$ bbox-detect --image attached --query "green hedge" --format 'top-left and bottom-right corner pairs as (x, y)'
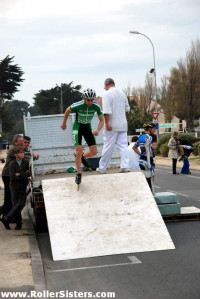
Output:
(159, 142), (169, 157)
(156, 134), (200, 156)
(193, 141), (200, 156)
(155, 134), (171, 155)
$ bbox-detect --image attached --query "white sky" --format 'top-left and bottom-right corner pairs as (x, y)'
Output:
(0, 0), (199, 106)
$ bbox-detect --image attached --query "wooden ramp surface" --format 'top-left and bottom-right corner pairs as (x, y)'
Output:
(42, 172), (175, 261)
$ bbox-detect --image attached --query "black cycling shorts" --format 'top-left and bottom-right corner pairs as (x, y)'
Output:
(73, 122), (96, 147)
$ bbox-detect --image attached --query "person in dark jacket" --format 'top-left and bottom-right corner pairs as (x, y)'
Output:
(23, 136), (39, 161)
(0, 135), (24, 218)
(1, 146), (31, 230)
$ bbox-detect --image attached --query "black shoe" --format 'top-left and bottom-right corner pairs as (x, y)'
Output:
(15, 223), (22, 230)
(2, 217), (11, 230)
(81, 155), (92, 171)
(75, 173), (82, 185)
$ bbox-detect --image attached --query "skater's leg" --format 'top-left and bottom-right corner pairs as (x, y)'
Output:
(183, 158), (189, 174)
(75, 173), (82, 190)
(81, 145), (97, 171)
(75, 173), (82, 184)
(75, 145), (83, 173)
(181, 158), (187, 174)
(81, 124), (97, 170)
(187, 160), (191, 174)
(83, 145), (97, 158)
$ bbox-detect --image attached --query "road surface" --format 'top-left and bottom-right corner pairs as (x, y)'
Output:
(35, 166), (200, 299)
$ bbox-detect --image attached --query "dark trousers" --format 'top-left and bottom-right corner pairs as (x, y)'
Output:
(5, 189), (26, 224)
(180, 158), (190, 174)
(0, 176), (12, 216)
(172, 158), (177, 174)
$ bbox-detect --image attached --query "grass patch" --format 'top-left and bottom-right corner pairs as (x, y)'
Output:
(189, 156), (200, 161)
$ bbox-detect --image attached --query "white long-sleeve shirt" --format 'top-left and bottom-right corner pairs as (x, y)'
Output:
(127, 142), (141, 170)
(102, 86), (130, 131)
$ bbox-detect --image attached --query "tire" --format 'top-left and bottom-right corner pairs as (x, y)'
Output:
(33, 207), (48, 232)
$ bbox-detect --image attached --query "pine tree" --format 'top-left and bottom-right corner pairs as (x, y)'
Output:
(0, 55), (24, 131)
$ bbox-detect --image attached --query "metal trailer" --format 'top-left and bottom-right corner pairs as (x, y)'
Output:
(23, 113), (121, 231)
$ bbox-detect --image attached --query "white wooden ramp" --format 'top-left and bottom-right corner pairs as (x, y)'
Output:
(42, 172), (175, 261)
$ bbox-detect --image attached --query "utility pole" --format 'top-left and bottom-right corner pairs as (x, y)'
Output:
(60, 88), (63, 114)
(129, 30), (159, 138)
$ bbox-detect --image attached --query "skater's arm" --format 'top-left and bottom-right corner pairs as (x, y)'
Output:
(179, 144), (184, 155)
(93, 115), (104, 136)
(152, 141), (157, 151)
(61, 107), (71, 130)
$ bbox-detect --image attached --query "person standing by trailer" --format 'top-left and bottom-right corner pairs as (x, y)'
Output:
(61, 88), (104, 186)
(1, 146), (31, 230)
(23, 136), (39, 195)
(0, 135), (24, 218)
(23, 136), (40, 161)
(132, 122), (156, 190)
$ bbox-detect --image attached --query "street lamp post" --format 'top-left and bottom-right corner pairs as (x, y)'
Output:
(129, 30), (158, 114)
(54, 87), (63, 114)
(60, 88), (63, 114)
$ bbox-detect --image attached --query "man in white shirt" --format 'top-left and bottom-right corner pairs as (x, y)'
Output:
(127, 136), (141, 170)
(97, 78), (130, 173)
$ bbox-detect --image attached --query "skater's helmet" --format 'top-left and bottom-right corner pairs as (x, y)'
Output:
(83, 88), (96, 100)
(143, 122), (156, 129)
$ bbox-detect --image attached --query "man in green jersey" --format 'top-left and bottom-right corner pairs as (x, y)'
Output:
(61, 88), (104, 185)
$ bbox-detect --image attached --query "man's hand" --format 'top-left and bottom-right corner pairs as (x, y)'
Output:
(105, 123), (112, 131)
(34, 153), (39, 160)
(61, 123), (67, 130)
(15, 173), (20, 176)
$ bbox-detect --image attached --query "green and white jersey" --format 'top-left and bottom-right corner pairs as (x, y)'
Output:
(70, 100), (103, 124)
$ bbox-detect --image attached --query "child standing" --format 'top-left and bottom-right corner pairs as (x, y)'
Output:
(2, 146), (31, 230)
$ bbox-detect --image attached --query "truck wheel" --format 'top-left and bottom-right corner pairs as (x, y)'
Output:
(34, 208), (48, 232)
(30, 195), (35, 208)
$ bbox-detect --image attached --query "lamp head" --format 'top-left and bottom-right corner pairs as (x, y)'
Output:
(129, 30), (140, 34)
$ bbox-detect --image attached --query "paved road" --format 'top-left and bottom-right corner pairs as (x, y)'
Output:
(36, 166), (200, 299)
(154, 166), (200, 209)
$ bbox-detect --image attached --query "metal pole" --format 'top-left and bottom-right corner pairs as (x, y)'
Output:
(140, 34), (157, 114)
(129, 31), (159, 137)
(60, 88), (63, 114)
(129, 31), (157, 113)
